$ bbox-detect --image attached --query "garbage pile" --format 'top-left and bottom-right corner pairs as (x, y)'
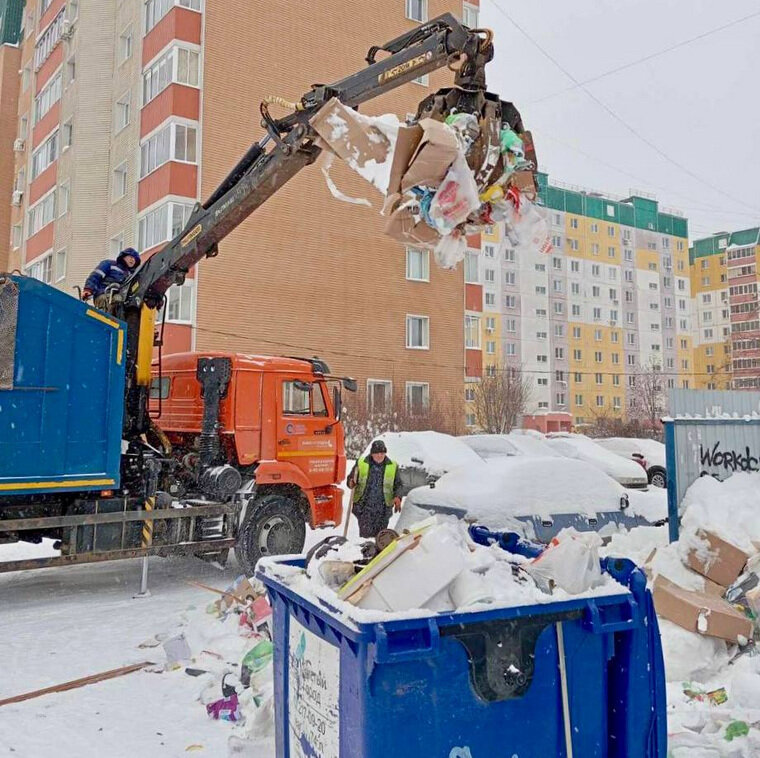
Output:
(293, 518), (621, 617)
(618, 473), (760, 755)
(311, 98), (548, 268)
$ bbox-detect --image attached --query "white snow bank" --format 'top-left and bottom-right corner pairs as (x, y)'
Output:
(659, 618), (731, 682)
(364, 431), (483, 477)
(406, 456), (626, 524)
(546, 433), (648, 483)
(680, 472), (760, 553)
(626, 487), (668, 522)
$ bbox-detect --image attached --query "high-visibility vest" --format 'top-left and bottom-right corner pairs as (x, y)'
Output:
(352, 457), (398, 507)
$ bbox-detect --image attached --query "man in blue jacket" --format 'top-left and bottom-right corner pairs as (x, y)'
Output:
(83, 248), (141, 308)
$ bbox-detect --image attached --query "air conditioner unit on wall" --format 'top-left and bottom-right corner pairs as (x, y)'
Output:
(11, 190), (23, 206)
(13, 138), (25, 152)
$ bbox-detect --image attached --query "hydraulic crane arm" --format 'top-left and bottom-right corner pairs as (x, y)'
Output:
(117, 13), (525, 435)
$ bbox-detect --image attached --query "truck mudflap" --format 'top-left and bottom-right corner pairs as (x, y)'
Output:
(0, 501), (237, 574)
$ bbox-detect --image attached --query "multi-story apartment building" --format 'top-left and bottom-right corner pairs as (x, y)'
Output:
(7, 0), (483, 426)
(465, 172), (693, 429)
(690, 228), (760, 391)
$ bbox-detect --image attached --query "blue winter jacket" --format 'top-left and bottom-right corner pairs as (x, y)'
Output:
(84, 249), (141, 296)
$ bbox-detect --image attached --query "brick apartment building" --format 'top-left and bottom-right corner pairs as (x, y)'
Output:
(5, 0), (482, 426)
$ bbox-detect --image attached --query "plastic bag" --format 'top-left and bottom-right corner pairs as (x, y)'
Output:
(513, 199), (552, 255)
(500, 128), (524, 156)
(434, 233), (467, 269)
(526, 528), (604, 595)
(428, 154), (481, 234)
(445, 112), (480, 150)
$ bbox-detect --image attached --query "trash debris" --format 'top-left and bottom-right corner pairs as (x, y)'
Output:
(725, 720), (750, 742)
(682, 684), (728, 705)
(685, 530), (749, 588)
(526, 529), (605, 595)
(163, 633), (193, 668)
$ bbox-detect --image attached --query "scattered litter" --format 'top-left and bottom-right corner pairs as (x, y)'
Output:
(683, 684), (728, 705)
(163, 633), (192, 669)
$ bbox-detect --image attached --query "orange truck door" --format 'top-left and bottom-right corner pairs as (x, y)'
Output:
(276, 378), (338, 486)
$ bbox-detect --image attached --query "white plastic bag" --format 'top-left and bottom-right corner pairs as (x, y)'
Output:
(526, 528), (604, 595)
(433, 234), (466, 269)
(513, 199), (552, 255)
(428, 154), (480, 234)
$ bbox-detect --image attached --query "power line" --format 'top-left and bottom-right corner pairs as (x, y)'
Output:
(490, 0), (760, 217)
(526, 9), (760, 106)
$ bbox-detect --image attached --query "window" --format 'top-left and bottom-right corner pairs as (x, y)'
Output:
(150, 377), (171, 400)
(537, 377), (548, 386)
(62, 119), (73, 149)
(702, 293), (712, 304)
(145, 0), (201, 34)
(575, 394), (583, 406)
(594, 329), (602, 341)
(573, 349), (582, 361)
(592, 265), (600, 277)
(535, 263), (546, 273)
(464, 250), (479, 283)
(110, 233), (125, 258)
(570, 260), (580, 273)
(505, 295), (516, 308)
(572, 304), (581, 316)
(553, 257), (562, 270)
(535, 285), (546, 295)
(486, 341), (496, 355)
(67, 0), (79, 21)
(627, 355), (636, 366)
(705, 344), (714, 354)
(590, 223), (598, 233)
(58, 181), (69, 216)
(591, 243), (600, 256)
(610, 309), (619, 322)
(407, 315), (430, 349)
(484, 268), (495, 283)
(21, 66), (31, 93)
(701, 258), (709, 270)
(536, 308), (547, 317)
(648, 282), (658, 291)
(555, 347), (564, 359)
(538, 401), (549, 409)
(465, 386), (475, 403)
(485, 292), (495, 307)
(26, 253), (53, 284)
(609, 288), (618, 300)
(505, 271), (515, 285)
(406, 247), (429, 281)
(611, 353), (620, 364)
(466, 413), (476, 427)
(176, 46), (200, 86)
(138, 201), (194, 250)
(54, 248), (67, 282)
(505, 318), (515, 332)
(608, 267), (617, 280)
(611, 331), (619, 342)
(34, 9), (65, 71)
(594, 351), (603, 363)
(596, 396), (604, 407)
(608, 225), (615, 237)
(555, 324), (564, 337)
(569, 239), (579, 251)
(464, 315), (479, 349)
(115, 92), (131, 132)
(608, 247), (615, 258)
(553, 280), (562, 293)
(556, 393), (566, 406)
(572, 372), (582, 382)
(702, 276), (710, 286)
(554, 302), (564, 315)
(612, 374), (620, 386)
(624, 249), (633, 262)
(19, 114), (28, 140)
(572, 327), (581, 339)
(27, 191), (56, 236)
(66, 56), (76, 85)
(283, 380), (311, 416)
(505, 343), (516, 356)
(11, 223), (22, 249)
(113, 162), (128, 201)
(406, 382), (430, 413)
(31, 130), (59, 180)
(626, 312), (635, 325)
(627, 333), (635, 346)
(165, 279), (194, 323)
(34, 71), (62, 125)
(593, 307), (602, 320)
(140, 122), (197, 177)
(368, 380), (392, 414)
(119, 27), (133, 63)
(406, 0), (427, 22)
(536, 355), (548, 364)
(592, 286), (600, 298)
(595, 372), (603, 385)
(571, 282), (580, 295)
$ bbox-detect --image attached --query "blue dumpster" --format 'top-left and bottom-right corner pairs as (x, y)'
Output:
(258, 556), (666, 758)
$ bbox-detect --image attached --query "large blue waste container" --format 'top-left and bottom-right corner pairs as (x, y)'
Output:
(258, 556), (666, 758)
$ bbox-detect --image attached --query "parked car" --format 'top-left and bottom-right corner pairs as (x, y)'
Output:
(545, 433), (649, 489)
(596, 437), (668, 488)
(397, 456), (664, 542)
(357, 431), (483, 495)
(460, 433), (563, 460)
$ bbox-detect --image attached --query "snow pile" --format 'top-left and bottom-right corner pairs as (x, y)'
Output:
(545, 433), (648, 482)
(405, 456), (625, 524)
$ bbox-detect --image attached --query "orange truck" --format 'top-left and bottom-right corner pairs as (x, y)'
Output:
(150, 352), (356, 574)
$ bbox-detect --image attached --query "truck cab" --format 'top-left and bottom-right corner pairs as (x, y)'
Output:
(151, 352), (354, 572)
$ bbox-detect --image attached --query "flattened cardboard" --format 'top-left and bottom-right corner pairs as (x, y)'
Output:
(653, 576), (753, 643)
(311, 98), (391, 168)
(686, 530), (749, 588)
(521, 130), (538, 168)
(400, 118), (460, 192)
(384, 204), (440, 246)
(644, 549), (724, 598)
(386, 124), (423, 197)
(510, 170), (538, 200)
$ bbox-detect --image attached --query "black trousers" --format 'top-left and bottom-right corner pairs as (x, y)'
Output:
(352, 501), (392, 538)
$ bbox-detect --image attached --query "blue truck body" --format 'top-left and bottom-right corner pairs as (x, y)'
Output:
(0, 276), (125, 497)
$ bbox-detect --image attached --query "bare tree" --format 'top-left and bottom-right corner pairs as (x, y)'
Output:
(472, 364), (532, 434)
(628, 359), (667, 432)
(586, 408), (662, 441)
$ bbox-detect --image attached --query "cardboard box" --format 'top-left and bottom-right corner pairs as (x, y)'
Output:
(400, 118), (461, 192)
(686, 530), (749, 588)
(653, 576), (753, 643)
(384, 204), (440, 246)
(509, 169), (538, 200)
(386, 124), (423, 197)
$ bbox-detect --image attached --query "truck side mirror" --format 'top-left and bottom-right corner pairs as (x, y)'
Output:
(342, 377), (358, 392)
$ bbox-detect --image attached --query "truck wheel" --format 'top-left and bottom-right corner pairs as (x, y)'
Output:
(649, 467), (667, 488)
(235, 493), (306, 576)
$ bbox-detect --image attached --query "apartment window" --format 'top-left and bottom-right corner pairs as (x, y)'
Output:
(140, 122), (197, 177)
(553, 280), (562, 293)
(610, 309), (619, 323)
(145, 0), (202, 34)
(609, 288), (618, 300)
(553, 257), (562, 270)
(594, 351), (603, 363)
(627, 333), (635, 346)
(464, 250), (479, 283)
(119, 27), (133, 63)
(596, 396), (604, 407)
(590, 223), (599, 234)
(626, 313), (635, 325)
(607, 225), (615, 237)
(612, 352), (620, 364)
(538, 402), (549, 409)
(625, 291), (634, 304)
(595, 372), (603, 385)
(465, 413), (476, 427)
(464, 315), (479, 349)
(406, 382), (430, 413)
(485, 292), (495, 307)
(465, 386), (475, 403)
(34, 72), (62, 126)
(505, 271), (515, 285)
(681, 319), (689, 330)
(138, 201), (194, 250)
(537, 377), (548, 386)
(572, 304), (581, 316)
(505, 295), (516, 308)
(535, 263), (546, 272)
(66, 56), (76, 85)
(572, 372), (582, 382)
(62, 119), (73, 149)
(26, 253), (53, 284)
(555, 324), (564, 337)
(556, 393), (566, 406)
(594, 329), (602, 341)
(573, 349), (582, 361)
(569, 239), (579, 251)
(611, 331), (619, 342)
(590, 264), (600, 278)
(34, 9), (65, 71)
(681, 359), (689, 370)
(664, 296), (672, 308)
(678, 299), (686, 310)
(55, 248), (67, 282)
(535, 285), (546, 295)
(113, 162), (128, 201)
(567, 218), (577, 229)
(608, 247), (616, 258)
(705, 344), (714, 355)
(591, 243), (600, 256)
(505, 318), (515, 332)
(593, 307), (602, 320)
(612, 374), (620, 386)
(406, 247), (429, 281)
(165, 279), (194, 323)
(555, 347), (564, 359)
(27, 191), (56, 237)
(31, 130), (59, 180)
(592, 286), (600, 298)
(115, 92), (131, 132)
(406, 0), (427, 22)
(11, 223), (22, 249)
(408, 315), (430, 349)
(504, 248), (515, 262)
(505, 343), (516, 356)
(624, 249), (633, 262)
(572, 327), (581, 339)
(485, 316), (496, 330)
(486, 341), (496, 355)
(571, 260), (580, 273)
(575, 394), (583, 406)
(554, 302), (564, 315)
(627, 355), (636, 366)
(536, 308), (547, 317)
(58, 181), (69, 216)
(484, 268), (495, 284)
(368, 380), (392, 414)
(537, 355), (548, 364)
(571, 282), (580, 295)
(21, 65), (31, 93)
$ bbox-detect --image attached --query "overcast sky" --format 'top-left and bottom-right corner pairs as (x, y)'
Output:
(482, 0), (760, 241)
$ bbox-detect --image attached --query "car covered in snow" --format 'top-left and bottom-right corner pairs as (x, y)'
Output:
(460, 432), (563, 460)
(357, 431), (483, 495)
(544, 433), (649, 489)
(397, 455), (664, 542)
(596, 437), (668, 488)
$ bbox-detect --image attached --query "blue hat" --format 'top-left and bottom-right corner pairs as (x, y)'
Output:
(117, 248), (141, 267)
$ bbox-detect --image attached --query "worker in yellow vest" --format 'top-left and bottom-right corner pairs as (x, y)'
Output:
(347, 440), (403, 538)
